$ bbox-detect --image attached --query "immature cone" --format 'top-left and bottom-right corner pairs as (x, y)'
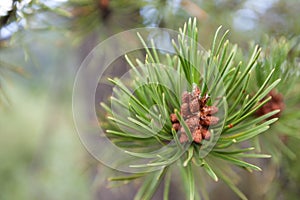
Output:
(170, 113), (180, 131)
(256, 90), (287, 143)
(181, 103), (190, 118)
(170, 85), (219, 144)
(256, 90), (285, 119)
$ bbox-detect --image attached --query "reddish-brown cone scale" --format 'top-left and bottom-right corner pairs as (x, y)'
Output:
(256, 90), (287, 143)
(170, 85), (219, 144)
(256, 90), (285, 120)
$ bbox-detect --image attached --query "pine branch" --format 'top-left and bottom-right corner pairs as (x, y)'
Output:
(100, 18), (297, 199)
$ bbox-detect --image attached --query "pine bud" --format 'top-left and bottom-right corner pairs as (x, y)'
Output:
(181, 103), (190, 118)
(202, 106), (218, 115)
(189, 98), (200, 113)
(172, 123), (180, 131)
(171, 86), (219, 144)
(185, 116), (199, 128)
(200, 116), (219, 126)
(180, 128), (188, 143)
(192, 129), (202, 143)
(170, 113), (178, 123)
(256, 90), (285, 119)
(181, 91), (190, 103)
(201, 128), (211, 140)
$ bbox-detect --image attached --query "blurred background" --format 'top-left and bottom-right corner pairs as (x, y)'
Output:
(0, 0), (300, 199)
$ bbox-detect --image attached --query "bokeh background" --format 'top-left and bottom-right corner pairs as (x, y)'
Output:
(1, 0), (300, 199)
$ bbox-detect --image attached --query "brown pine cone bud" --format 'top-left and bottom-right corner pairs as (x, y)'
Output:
(170, 113), (178, 123)
(185, 116), (199, 129)
(256, 90), (285, 119)
(201, 128), (211, 140)
(270, 90), (283, 102)
(181, 103), (190, 118)
(181, 91), (190, 103)
(180, 128), (188, 143)
(189, 98), (200, 113)
(192, 129), (202, 143)
(200, 116), (219, 126)
(175, 87), (219, 144)
(202, 105), (218, 115)
(172, 123), (180, 131)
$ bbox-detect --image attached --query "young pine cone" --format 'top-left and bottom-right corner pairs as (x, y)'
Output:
(170, 85), (219, 144)
(256, 90), (285, 120)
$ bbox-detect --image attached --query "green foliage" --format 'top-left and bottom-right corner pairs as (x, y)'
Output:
(251, 36), (300, 164)
(98, 18), (296, 199)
